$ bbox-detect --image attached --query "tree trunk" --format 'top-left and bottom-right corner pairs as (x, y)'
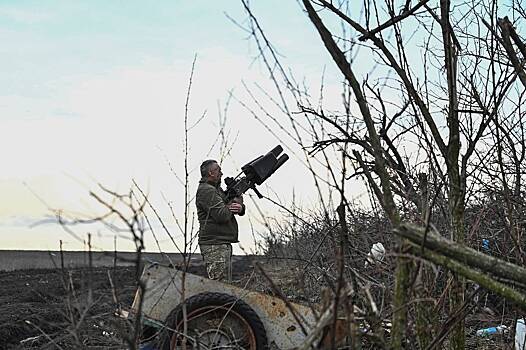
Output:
(415, 174), (436, 348)
(394, 223), (526, 309)
(440, 0), (464, 346)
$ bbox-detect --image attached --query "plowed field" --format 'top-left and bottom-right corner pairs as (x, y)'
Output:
(0, 256), (261, 350)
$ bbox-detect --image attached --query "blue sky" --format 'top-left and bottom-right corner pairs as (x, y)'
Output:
(0, 1), (348, 252)
(1, 0), (470, 253)
(0, 0), (512, 254)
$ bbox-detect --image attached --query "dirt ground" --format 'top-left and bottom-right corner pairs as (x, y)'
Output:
(0, 266), (136, 349)
(0, 255), (266, 349)
(0, 256), (515, 349)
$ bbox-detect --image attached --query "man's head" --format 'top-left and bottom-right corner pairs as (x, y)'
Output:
(200, 159), (222, 184)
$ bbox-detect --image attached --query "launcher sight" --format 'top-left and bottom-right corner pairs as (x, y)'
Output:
(224, 145), (289, 201)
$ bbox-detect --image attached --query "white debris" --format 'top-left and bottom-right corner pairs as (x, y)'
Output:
(365, 242), (386, 267)
(516, 319), (525, 350)
(20, 335), (41, 344)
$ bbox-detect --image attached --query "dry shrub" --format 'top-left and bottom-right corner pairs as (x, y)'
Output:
(262, 207), (394, 304)
(260, 192), (526, 348)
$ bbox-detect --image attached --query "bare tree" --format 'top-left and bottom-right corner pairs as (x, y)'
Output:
(239, 0), (526, 349)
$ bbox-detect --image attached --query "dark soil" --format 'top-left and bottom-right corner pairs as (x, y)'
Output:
(0, 256), (263, 350)
(0, 266), (135, 349)
(0, 256), (515, 349)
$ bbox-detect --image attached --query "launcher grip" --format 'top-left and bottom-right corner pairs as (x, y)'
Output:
(224, 177), (252, 201)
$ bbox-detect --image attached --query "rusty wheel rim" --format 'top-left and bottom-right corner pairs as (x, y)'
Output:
(170, 305), (257, 349)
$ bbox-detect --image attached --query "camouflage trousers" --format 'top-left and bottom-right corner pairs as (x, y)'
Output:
(199, 243), (232, 282)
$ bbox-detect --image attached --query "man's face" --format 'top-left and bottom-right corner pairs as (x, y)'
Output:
(208, 162), (222, 184)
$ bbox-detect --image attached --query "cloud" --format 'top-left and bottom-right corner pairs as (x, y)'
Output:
(0, 32), (350, 252)
(0, 214), (59, 228)
(0, 215), (41, 228)
(0, 7), (52, 24)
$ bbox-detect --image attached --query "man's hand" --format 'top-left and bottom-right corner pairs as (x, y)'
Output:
(232, 196), (244, 204)
(228, 203), (243, 214)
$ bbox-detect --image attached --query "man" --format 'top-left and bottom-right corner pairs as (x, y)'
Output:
(196, 159), (245, 282)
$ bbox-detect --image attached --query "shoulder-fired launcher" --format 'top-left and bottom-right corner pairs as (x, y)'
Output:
(224, 145), (289, 201)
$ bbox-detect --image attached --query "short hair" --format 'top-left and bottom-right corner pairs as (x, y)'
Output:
(200, 159), (217, 178)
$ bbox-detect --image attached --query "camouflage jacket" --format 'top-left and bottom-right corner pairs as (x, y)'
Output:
(196, 178), (245, 245)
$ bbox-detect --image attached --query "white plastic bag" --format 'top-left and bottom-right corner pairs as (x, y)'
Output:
(365, 242), (385, 267)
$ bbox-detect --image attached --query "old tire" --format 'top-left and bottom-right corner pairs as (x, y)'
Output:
(159, 292), (268, 350)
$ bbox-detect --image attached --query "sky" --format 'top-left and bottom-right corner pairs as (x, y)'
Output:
(0, 1), (357, 253)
